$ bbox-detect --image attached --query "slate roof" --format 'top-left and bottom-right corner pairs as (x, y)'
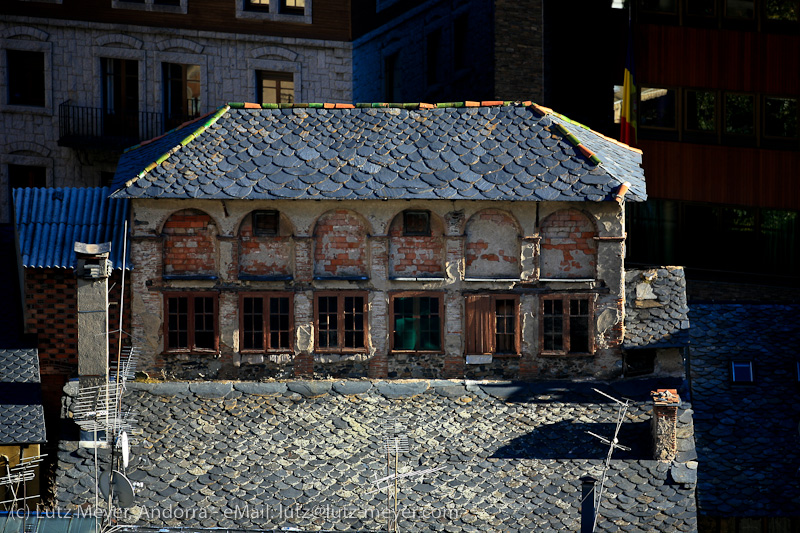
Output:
(624, 267), (691, 349)
(110, 102), (646, 202)
(689, 303), (800, 517)
(56, 379), (696, 532)
(14, 187), (130, 269)
(0, 348), (46, 445)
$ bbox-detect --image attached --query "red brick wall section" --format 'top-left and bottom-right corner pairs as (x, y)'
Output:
(540, 209), (597, 279)
(24, 269), (131, 377)
(313, 210), (367, 278)
(465, 209), (520, 278)
(162, 210), (216, 276)
(388, 214), (445, 277)
(238, 215), (292, 277)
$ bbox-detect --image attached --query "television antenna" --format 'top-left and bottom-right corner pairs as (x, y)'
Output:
(0, 453), (47, 511)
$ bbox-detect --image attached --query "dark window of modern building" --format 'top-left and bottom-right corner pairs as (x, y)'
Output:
(257, 71), (294, 104)
(765, 0), (799, 20)
(763, 96), (798, 138)
(640, 87), (677, 129)
(640, 0), (678, 13)
(281, 0), (304, 14)
(724, 93), (755, 135)
(162, 62), (200, 127)
(686, 0), (716, 17)
(426, 28), (443, 86)
(685, 90), (717, 132)
(391, 293), (442, 352)
(725, 0), (755, 18)
(164, 293), (218, 352)
(6, 50), (45, 107)
(453, 14), (469, 72)
(384, 52), (400, 102)
(102, 58), (139, 137)
(241, 293), (293, 351)
(315, 293), (367, 352)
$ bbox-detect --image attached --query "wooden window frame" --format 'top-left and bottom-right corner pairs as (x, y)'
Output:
(464, 294), (521, 357)
(163, 292), (219, 354)
(257, 71), (294, 105)
(239, 292), (294, 353)
(389, 291), (445, 354)
(539, 294), (595, 357)
(314, 291), (369, 354)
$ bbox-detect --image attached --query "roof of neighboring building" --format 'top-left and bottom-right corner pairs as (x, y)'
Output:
(623, 267), (691, 349)
(110, 102), (646, 202)
(0, 348), (46, 445)
(56, 379), (695, 532)
(689, 303), (800, 517)
(14, 187), (130, 270)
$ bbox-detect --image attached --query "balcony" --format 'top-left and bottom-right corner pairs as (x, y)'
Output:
(57, 101), (198, 151)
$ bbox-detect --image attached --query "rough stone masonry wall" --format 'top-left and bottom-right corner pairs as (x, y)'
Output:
(24, 268), (130, 378)
(128, 199), (627, 381)
(0, 15), (353, 224)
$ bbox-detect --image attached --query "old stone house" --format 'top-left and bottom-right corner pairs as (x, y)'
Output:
(108, 100), (650, 381)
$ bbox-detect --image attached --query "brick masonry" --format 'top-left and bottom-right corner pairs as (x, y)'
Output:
(540, 209), (597, 279)
(388, 212), (445, 277)
(126, 199), (635, 382)
(162, 209), (217, 276)
(238, 212), (293, 277)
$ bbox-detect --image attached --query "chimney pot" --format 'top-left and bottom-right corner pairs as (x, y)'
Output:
(651, 388), (680, 462)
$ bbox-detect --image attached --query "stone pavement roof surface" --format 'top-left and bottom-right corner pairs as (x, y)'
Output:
(0, 348), (46, 445)
(110, 102), (646, 203)
(14, 187), (130, 269)
(689, 303), (800, 517)
(56, 379), (695, 532)
(624, 267), (691, 349)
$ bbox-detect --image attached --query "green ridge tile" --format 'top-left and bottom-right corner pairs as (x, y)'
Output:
(309, 103), (324, 108)
(261, 103), (279, 109)
(279, 103), (293, 109)
(589, 155), (603, 166)
(228, 102), (245, 109)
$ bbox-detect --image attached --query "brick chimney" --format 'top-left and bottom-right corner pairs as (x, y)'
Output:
(74, 242), (112, 389)
(651, 388), (680, 462)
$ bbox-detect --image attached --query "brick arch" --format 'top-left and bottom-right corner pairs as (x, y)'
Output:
(539, 209), (597, 279)
(161, 209), (217, 277)
(387, 209), (445, 278)
(237, 210), (294, 278)
(313, 210), (369, 278)
(465, 209), (521, 278)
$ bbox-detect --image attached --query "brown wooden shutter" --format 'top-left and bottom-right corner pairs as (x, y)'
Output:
(465, 295), (493, 354)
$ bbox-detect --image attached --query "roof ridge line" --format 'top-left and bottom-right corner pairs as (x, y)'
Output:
(544, 108), (643, 155)
(225, 100), (522, 110)
(121, 104), (230, 191)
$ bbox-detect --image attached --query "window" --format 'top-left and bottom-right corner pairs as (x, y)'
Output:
(763, 97), (798, 138)
(686, 0), (716, 16)
(164, 293), (218, 352)
(162, 62), (201, 129)
(765, 0), (799, 20)
(624, 349), (656, 377)
(315, 293), (367, 352)
(240, 293), (293, 351)
(685, 90), (717, 133)
(403, 210), (430, 236)
(453, 14), (469, 72)
(725, 0), (754, 18)
(6, 50), (45, 107)
(281, 0), (305, 14)
(252, 210), (279, 236)
(245, 0), (270, 10)
(8, 164), (46, 190)
(541, 296), (593, 355)
(464, 294), (520, 356)
(257, 71), (294, 104)
(724, 93), (755, 135)
(426, 29), (442, 86)
(391, 293), (443, 352)
(113, 0), (187, 12)
(102, 58), (139, 138)
(730, 360), (754, 383)
(640, 87), (677, 130)
(640, 0), (677, 13)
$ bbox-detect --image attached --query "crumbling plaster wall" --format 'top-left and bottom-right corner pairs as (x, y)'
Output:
(128, 198), (626, 380)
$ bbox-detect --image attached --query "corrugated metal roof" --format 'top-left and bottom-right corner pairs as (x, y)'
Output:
(14, 187), (130, 269)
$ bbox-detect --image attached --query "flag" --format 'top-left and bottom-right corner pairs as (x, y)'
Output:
(620, 19), (637, 146)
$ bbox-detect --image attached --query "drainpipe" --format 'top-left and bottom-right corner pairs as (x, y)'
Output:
(580, 475), (598, 533)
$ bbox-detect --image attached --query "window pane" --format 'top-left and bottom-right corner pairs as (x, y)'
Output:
(640, 88), (676, 129)
(725, 0), (754, 18)
(318, 296), (338, 348)
(167, 297), (188, 349)
(343, 296), (365, 349)
(253, 210), (279, 236)
(686, 0), (715, 16)
(403, 211), (431, 236)
(725, 94), (755, 135)
(641, 0), (677, 12)
(732, 361), (754, 382)
(764, 97), (798, 138)
(194, 297), (215, 349)
(7, 50), (45, 107)
(686, 91), (716, 132)
(543, 299), (563, 352)
(495, 299), (516, 354)
(268, 296), (291, 349)
(243, 297), (263, 350)
(766, 0), (799, 20)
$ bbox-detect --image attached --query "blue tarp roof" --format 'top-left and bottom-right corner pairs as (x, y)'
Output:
(14, 187), (130, 270)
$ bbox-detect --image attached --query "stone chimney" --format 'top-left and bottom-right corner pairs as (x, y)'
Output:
(74, 242), (112, 389)
(651, 388), (680, 462)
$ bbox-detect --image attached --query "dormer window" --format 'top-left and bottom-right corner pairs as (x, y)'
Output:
(253, 210), (279, 236)
(403, 210), (430, 236)
(731, 360), (754, 384)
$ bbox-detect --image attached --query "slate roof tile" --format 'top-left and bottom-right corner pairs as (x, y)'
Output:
(624, 267), (691, 349)
(110, 103), (645, 203)
(0, 348), (46, 445)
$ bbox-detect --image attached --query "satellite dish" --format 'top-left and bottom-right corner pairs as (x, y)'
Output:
(120, 431), (129, 469)
(99, 470), (136, 509)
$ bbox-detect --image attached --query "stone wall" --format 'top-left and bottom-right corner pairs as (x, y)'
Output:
(0, 15), (353, 223)
(127, 198), (627, 381)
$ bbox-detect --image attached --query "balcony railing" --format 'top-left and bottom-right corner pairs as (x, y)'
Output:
(58, 101), (199, 151)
